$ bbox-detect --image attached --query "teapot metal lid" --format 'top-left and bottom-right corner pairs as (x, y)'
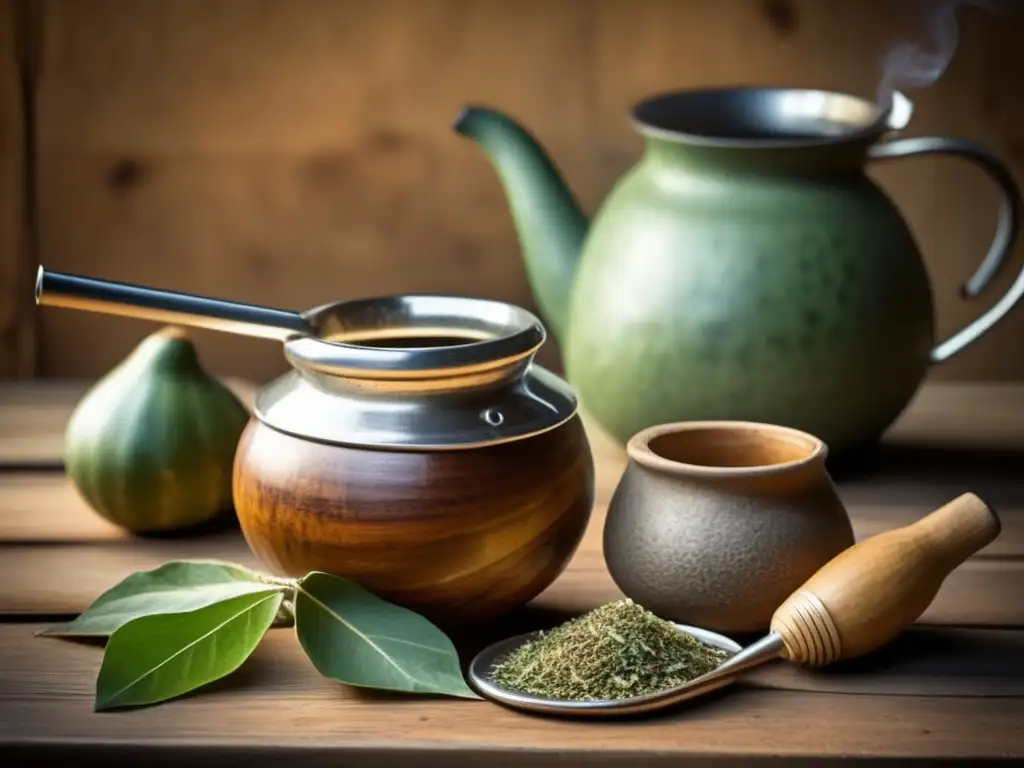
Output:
(254, 294), (579, 450)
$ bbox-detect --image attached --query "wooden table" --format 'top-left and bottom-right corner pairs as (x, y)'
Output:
(2, 379), (1024, 766)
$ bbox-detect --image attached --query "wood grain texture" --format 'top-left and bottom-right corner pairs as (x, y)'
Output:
(2, 530), (1022, 629)
(2, 624), (1024, 764)
(7, 469), (1024, 560)
(2, 384), (1024, 762)
(2, 380), (1024, 623)
(0, 0), (33, 376)
(0, 474), (126, 541)
(27, 0), (1024, 383)
(771, 493), (1002, 665)
(743, 625), (1024, 698)
(0, 535), (257, 615)
(232, 415), (595, 622)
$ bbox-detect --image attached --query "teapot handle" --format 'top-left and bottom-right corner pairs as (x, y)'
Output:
(868, 137), (1022, 363)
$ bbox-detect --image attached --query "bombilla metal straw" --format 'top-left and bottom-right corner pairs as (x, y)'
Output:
(35, 266), (316, 341)
(680, 631), (786, 687)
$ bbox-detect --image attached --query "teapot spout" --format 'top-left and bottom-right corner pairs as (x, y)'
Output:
(453, 105), (588, 344)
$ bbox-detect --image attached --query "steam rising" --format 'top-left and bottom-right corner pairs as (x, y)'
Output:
(876, 0), (1003, 106)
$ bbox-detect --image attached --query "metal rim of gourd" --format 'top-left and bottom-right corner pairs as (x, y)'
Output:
(283, 294), (547, 381)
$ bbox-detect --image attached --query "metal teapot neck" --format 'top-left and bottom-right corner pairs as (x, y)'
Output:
(629, 86), (903, 151)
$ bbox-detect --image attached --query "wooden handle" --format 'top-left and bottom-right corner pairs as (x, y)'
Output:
(769, 492), (1001, 667)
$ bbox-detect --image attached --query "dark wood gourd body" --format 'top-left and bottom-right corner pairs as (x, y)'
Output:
(33, 272), (596, 624)
(233, 414), (594, 623)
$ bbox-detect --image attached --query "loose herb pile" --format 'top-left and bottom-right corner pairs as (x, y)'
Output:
(489, 599), (732, 701)
(40, 561), (481, 711)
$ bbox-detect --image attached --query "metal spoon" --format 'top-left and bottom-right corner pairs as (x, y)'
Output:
(469, 491), (1000, 717)
(35, 266), (315, 341)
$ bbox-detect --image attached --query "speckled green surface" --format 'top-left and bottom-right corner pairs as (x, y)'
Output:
(564, 144), (936, 453)
(455, 109), (937, 454)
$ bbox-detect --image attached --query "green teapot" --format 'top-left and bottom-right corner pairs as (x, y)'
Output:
(453, 87), (1023, 456)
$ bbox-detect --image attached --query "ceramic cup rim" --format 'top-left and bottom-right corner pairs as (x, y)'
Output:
(626, 420), (829, 478)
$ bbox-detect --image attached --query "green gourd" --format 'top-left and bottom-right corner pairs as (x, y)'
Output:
(64, 326), (250, 534)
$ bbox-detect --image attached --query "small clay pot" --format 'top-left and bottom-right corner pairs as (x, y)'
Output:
(603, 421), (855, 634)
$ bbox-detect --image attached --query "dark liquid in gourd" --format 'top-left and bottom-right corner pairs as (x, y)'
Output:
(346, 335), (480, 349)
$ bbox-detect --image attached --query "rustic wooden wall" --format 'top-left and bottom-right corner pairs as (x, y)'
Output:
(0, 0), (34, 377)
(8, 0), (1024, 383)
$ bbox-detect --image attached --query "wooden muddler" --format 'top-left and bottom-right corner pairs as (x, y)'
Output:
(769, 491), (1001, 666)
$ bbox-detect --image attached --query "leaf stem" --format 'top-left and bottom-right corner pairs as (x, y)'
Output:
(273, 598), (295, 628)
(257, 574), (296, 587)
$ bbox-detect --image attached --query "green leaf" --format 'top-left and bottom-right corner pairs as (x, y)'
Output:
(294, 572), (481, 700)
(94, 588), (283, 711)
(40, 560), (278, 637)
